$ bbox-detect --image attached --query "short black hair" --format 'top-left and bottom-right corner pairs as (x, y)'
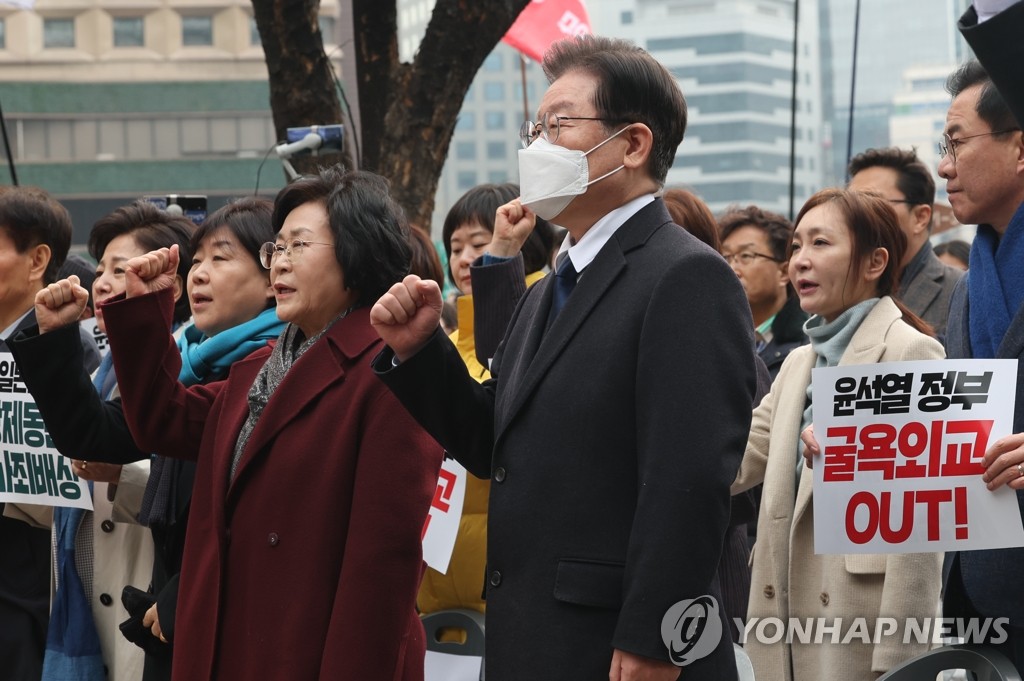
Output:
(543, 35), (687, 184)
(273, 167), (412, 308)
(88, 200), (196, 323)
(848, 147), (936, 229)
(441, 183), (555, 283)
(0, 186), (73, 285)
(191, 197), (274, 272)
(933, 240), (970, 268)
(718, 205), (793, 262)
(945, 59), (1018, 134)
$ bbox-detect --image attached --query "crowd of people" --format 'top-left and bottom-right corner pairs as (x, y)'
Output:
(0, 1), (1022, 680)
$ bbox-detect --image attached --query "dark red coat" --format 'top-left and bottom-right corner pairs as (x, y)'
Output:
(103, 289), (443, 681)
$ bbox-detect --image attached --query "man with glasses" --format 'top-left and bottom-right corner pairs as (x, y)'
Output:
(847, 147), (963, 337)
(373, 35), (755, 681)
(720, 206), (806, 380)
(937, 57), (1024, 672)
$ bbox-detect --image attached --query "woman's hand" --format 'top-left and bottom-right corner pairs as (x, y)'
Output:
(801, 424), (820, 469)
(982, 432), (1024, 491)
(370, 275), (443, 362)
(71, 460), (123, 485)
(35, 275), (89, 334)
(142, 603), (169, 643)
(489, 199), (537, 258)
(125, 245), (179, 299)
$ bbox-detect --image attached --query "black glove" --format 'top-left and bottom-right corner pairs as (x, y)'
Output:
(119, 585), (172, 657)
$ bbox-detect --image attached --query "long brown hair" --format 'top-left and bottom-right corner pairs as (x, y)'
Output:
(794, 188), (934, 337)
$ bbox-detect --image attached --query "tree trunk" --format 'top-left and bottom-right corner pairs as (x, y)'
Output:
(251, 0), (352, 176)
(353, 0), (532, 228)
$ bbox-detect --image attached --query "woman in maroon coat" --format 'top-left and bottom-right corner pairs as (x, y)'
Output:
(99, 169), (444, 680)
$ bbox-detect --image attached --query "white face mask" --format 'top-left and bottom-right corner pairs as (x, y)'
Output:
(517, 126), (629, 221)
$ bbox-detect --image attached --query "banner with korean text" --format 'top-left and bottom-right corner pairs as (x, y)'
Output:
(81, 317), (109, 358)
(812, 359), (1024, 554)
(421, 456), (466, 574)
(0, 352), (92, 510)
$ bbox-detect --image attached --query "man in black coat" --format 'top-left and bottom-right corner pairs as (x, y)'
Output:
(372, 36), (755, 681)
(939, 1), (1024, 673)
(0, 186), (100, 681)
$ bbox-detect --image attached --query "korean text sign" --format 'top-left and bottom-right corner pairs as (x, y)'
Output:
(812, 359), (1023, 554)
(0, 352), (92, 510)
(421, 456), (466, 575)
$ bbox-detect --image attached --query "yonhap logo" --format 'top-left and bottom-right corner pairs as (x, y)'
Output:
(660, 595), (723, 666)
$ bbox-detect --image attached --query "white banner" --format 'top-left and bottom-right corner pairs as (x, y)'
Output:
(812, 358), (1024, 554)
(0, 352), (92, 510)
(81, 317), (109, 358)
(421, 456), (466, 574)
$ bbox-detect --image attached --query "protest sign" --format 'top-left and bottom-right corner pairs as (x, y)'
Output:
(421, 456), (467, 574)
(813, 359), (1023, 554)
(0, 352), (92, 510)
(81, 317), (109, 357)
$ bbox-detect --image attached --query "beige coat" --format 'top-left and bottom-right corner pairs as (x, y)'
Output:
(733, 297), (945, 681)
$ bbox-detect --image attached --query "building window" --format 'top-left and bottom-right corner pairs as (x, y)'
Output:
(319, 15), (336, 43)
(0, 19), (6, 50)
(457, 171), (477, 191)
(483, 53), (503, 72)
(250, 17), (261, 45)
(485, 111), (505, 130)
(484, 82), (505, 101)
(43, 18), (75, 48)
(182, 16), (213, 46)
(621, 10), (634, 24)
(455, 141), (475, 160)
(488, 170), (507, 184)
(455, 113), (475, 132)
(113, 17), (144, 47)
(486, 141), (506, 160)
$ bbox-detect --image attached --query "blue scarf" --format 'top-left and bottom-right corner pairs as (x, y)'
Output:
(43, 484), (105, 681)
(176, 308), (284, 386)
(969, 203), (1024, 358)
(138, 308), (284, 528)
(91, 353), (117, 399)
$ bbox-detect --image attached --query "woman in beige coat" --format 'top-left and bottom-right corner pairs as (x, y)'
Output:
(732, 188), (945, 681)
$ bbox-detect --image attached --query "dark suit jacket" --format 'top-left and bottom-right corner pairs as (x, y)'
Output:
(960, 2), (1024, 130)
(899, 245), (963, 339)
(943, 274), (1024, 626)
(378, 199), (756, 680)
(0, 311), (100, 681)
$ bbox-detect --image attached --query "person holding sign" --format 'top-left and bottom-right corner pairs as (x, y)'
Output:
(731, 188), (945, 681)
(99, 169), (443, 681)
(0, 186), (102, 681)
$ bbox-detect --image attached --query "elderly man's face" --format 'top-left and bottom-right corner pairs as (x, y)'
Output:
(938, 84), (1024, 231)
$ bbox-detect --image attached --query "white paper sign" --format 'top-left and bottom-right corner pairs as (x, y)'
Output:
(0, 352), (92, 510)
(81, 318), (109, 358)
(424, 651), (482, 681)
(421, 457), (467, 574)
(812, 358), (1024, 554)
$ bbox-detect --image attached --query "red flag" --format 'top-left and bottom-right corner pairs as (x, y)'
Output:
(502, 0), (592, 64)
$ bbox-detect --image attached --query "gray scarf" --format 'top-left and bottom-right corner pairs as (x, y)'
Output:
(229, 313), (346, 481)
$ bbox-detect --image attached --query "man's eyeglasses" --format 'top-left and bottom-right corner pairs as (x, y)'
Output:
(938, 128), (1021, 162)
(519, 112), (623, 148)
(722, 251), (781, 267)
(259, 239), (333, 269)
